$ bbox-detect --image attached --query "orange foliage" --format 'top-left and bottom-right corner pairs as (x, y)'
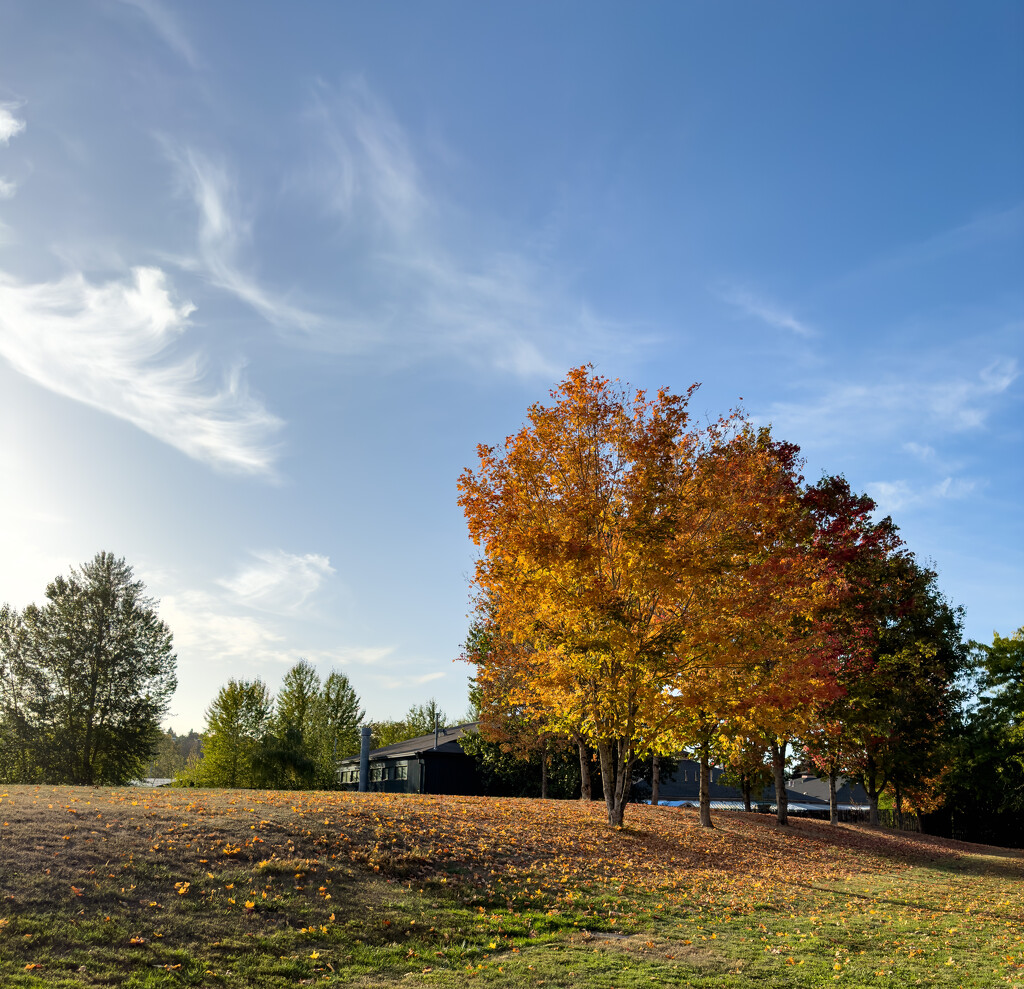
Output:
(458, 367), (838, 825)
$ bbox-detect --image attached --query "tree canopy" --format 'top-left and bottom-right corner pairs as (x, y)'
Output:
(186, 662), (365, 789)
(459, 367), (838, 826)
(0, 553), (177, 785)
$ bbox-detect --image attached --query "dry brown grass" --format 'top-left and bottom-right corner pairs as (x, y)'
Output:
(0, 785), (1021, 987)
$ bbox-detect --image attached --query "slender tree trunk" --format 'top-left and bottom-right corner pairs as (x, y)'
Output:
(597, 741), (617, 823)
(771, 740), (788, 826)
(651, 754), (660, 806)
(866, 753), (880, 827)
(540, 748), (549, 799)
(895, 781), (904, 830)
(828, 769), (839, 826)
(577, 738), (592, 801)
(742, 773), (752, 813)
(698, 742), (713, 828)
(597, 738), (632, 827)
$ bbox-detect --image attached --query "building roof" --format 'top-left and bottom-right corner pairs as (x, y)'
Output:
(785, 774), (868, 804)
(338, 722), (478, 764)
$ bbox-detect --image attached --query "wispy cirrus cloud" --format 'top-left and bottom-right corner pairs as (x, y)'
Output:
(114, 0), (199, 68)
(0, 104), (25, 145)
(717, 283), (816, 337)
(372, 670), (446, 690)
(168, 145), (322, 331)
(827, 203), (1024, 293)
(763, 357), (1019, 450)
(866, 476), (979, 515)
(0, 103), (24, 203)
(219, 549), (336, 615)
(159, 587), (395, 671)
(0, 265), (281, 475)
(291, 78), (640, 376)
(308, 79), (425, 234)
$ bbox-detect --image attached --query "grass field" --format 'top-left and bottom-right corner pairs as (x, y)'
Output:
(0, 786), (1020, 987)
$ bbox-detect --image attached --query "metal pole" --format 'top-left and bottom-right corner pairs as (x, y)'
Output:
(358, 725), (371, 793)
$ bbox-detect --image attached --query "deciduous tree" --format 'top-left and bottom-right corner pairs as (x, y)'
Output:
(841, 557), (968, 824)
(193, 678), (273, 788)
(1, 553), (176, 785)
(459, 367), (832, 826)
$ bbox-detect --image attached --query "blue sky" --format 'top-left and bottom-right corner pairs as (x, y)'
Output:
(0, 1), (1020, 732)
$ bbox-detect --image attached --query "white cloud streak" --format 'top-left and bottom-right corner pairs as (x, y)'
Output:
(763, 357), (1019, 450)
(866, 476), (979, 515)
(0, 266), (282, 474)
(157, 586), (395, 677)
(311, 80), (425, 233)
(170, 146), (322, 331)
(114, 0), (199, 68)
(293, 79), (638, 375)
(828, 203), (1024, 293)
(219, 549), (336, 615)
(1, 105), (24, 198)
(372, 670), (446, 690)
(0, 104), (25, 145)
(717, 284), (816, 337)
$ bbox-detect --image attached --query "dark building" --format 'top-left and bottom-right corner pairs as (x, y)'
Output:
(337, 723), (483, 795)
(645, 759), (868, 812)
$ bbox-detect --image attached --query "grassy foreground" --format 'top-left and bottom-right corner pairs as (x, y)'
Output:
(0, 787), (1020, 988)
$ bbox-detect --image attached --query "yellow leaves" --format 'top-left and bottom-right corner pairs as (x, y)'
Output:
(174, 882), (190, 896)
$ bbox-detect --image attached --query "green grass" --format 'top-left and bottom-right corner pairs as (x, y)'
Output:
(0, 786), (1020, 987)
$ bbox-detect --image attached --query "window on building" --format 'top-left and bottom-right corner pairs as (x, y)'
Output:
(370, 766), (384, 782)
(396, 764), (408, 781)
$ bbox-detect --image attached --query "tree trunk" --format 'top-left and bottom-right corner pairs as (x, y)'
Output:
(698, 742), (713, 828)
(895, 781), (903, 830)
(597, 739), (633, 827)
(828, 769), (839, 826)
(742, 773), (752, 813)
(577, 738), (592, 801)
(540, 748), (549, 799)
(651, 754), (660, 806)
(866, 753), (880, 827)
(771, 740), (788, 826)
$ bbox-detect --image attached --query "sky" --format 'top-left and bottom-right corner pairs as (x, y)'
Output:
(0, 1), (1021, 733)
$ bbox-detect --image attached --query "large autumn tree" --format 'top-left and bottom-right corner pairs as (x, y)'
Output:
(798, 476), (904, 824)
(459, 367), (833, 826)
